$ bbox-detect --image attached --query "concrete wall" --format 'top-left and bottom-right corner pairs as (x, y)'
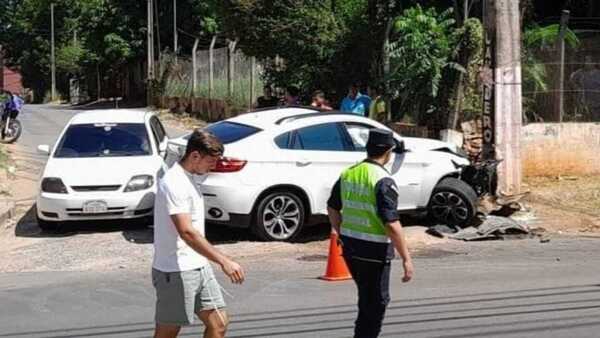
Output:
(522, 123), (600, 177)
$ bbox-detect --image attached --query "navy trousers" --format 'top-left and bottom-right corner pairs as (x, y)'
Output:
(344, 255), (392, 338)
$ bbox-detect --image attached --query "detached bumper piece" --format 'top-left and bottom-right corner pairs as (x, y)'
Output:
(427, 216), (530, 241)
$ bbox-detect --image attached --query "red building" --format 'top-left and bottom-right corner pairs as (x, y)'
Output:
(1, 66), (24, 94)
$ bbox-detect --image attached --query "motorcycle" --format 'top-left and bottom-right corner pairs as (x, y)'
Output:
(1, 91), (23, 144)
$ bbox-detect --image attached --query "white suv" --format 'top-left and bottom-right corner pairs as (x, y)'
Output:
(166, 107), (478, 241)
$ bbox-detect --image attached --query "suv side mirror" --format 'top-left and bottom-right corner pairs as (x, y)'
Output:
(394, 140), (406, 154)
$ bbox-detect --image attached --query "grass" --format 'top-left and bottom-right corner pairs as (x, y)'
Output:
(0, 146), (8, 169)
(525, 176), (600, 217)
(164, 77), (264, 110)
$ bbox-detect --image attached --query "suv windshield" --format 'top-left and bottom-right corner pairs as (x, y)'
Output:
(54, 123), (151, 158)
(192, 121), (260, 144)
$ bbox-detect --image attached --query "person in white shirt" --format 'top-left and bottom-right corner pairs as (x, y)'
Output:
(152, 129), (245, 338)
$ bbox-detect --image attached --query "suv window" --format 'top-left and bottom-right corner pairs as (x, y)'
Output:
(202, 121), (261, 144)
(274, 132), (291, 149)
(293, 123), (347, 151)
(344, 123), (373, 151)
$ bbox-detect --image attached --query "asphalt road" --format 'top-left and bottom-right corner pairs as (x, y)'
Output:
(17, 103), (184, 154)
(3, 104), (600, 337)
(1, 237), (600, 338)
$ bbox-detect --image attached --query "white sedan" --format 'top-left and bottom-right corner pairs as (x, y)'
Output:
(36, 109), (169, 230)
(167, 107), (479, 241)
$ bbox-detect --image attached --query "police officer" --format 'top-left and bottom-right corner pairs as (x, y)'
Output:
(327, 128), (414, 338)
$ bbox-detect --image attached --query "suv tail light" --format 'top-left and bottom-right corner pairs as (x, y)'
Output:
(213, 157), (247, 173)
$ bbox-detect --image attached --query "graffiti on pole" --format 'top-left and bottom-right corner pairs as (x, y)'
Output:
(481, 0), (496, 160)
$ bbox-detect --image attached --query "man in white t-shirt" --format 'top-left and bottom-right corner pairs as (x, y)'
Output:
(152, 129), (245, 338)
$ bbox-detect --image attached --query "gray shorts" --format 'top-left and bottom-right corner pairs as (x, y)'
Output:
(152, 265), (226, 326)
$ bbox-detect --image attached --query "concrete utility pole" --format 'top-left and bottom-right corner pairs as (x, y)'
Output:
(173, 0), (177, 64)
(0, 45), (4, 90)
(494, 0), (523, 195)
(154, 0), (161, 65)
(383, 19), (393, 121)
(192, 38), (199, 96)
(147, 0), (155, 105)
(250, 56), (256, 109)
(208, 35), (217, 99)
(557, 10), (570, 122)
(227, 39), (238, 98)
(50, 3), (57, 102)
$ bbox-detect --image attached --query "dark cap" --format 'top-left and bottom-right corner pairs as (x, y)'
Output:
(366, 128), (395, 152)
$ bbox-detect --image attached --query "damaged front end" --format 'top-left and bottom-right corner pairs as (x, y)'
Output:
(457, 160), (501, 197)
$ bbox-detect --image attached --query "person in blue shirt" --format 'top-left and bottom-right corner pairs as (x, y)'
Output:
(340, 83), (371, 116)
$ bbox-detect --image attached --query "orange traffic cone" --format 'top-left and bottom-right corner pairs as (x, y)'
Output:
(320, 232), (352, 281)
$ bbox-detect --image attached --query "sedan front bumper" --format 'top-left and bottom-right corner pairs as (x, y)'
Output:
(36, 189), (155, 221)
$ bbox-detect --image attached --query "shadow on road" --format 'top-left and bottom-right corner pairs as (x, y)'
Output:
(14, 204), (332, 245)
(15, 204), (153, 243)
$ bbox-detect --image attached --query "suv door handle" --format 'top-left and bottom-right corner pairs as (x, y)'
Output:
(296, 160), (312, 167)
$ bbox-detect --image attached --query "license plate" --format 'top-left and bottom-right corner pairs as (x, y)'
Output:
(82, 201), (108, 214)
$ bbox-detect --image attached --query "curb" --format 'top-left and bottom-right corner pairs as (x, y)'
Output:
(0, 200), (16, 227)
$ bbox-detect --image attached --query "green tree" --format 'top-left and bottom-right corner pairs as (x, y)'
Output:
(219, 0), (345, 94)
(387, 5), (461, 124)
(56, 43), (87, 75)
(2, 0), (224, 101)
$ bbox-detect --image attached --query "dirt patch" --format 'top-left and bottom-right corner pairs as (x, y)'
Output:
(523, 176), (600, 234)
(155, 109), (207, 133)
(0, 146), (14, 197)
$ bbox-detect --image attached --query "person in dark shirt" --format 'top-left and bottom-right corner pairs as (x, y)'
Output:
(255, 85), (279, 108)
(327, 128), (414, 338)
(284, 85), (301, 106)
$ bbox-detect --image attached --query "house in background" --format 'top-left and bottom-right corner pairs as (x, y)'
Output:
(1, 66), (24, 94)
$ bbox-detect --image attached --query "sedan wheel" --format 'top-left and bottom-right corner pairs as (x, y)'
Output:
(253, 192), (305, 241)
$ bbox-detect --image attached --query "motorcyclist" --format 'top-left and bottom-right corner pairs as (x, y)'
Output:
(1, 90), (24, 141)
(2, 90), (24, 116)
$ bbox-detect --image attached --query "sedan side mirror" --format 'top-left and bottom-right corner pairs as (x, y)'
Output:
(37, 144), (50, 155)
(158, 142), (168, 158)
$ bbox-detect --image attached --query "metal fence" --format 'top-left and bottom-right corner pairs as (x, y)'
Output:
(523, 28), (600, 123)
(161, 46), (264, 109)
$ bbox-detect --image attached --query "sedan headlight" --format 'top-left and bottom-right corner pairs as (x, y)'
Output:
(41, 177), (68, 194)
(124, 175), (154, 192)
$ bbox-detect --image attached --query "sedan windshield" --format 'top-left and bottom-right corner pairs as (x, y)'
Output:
(54, 123), (151, 158)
